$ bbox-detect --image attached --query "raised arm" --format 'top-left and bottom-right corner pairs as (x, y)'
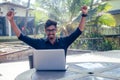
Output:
(63, 6), (88, 47)
(79, 6), (88, 31)
(6, 10), (21, 37)
(6, 10), (42, 49)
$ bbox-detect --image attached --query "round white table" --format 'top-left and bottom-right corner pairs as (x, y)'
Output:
(16, 61), (120, 80)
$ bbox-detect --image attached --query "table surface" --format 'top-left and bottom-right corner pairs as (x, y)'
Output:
(16, 62), (120, 80)
(16, 54), (120, 80)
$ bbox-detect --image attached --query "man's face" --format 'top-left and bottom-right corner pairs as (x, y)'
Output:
(45, 25), (57, 40)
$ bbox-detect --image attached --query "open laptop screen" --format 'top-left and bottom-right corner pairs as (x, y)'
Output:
(33, 49), (66, 70)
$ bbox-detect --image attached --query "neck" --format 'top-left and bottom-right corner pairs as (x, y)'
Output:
(49, 38), (56, 45)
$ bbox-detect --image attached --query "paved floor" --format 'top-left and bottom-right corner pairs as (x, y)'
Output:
(0, 50), (120, 80)
(0, 41), (30, 55)
(0, 61), (29, 80)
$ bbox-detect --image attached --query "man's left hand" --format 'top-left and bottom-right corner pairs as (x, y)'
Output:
(81, 6), (88, 14)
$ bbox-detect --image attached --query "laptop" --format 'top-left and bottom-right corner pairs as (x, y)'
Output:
(33, 49), (67, 71)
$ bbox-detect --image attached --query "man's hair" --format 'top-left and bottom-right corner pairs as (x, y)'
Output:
(45, 19), (57, 29)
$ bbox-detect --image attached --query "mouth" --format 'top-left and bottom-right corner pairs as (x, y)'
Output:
(48, 34), (55, 40)
(49, 37), (54, 40)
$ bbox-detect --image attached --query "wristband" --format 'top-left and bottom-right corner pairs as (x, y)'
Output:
(81, 14), (88, 17)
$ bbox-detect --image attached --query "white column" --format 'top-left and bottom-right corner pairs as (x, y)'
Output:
(8, 20), (12, 37)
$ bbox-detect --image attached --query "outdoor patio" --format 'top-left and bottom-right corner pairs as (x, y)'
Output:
(0, 0), (120, 80)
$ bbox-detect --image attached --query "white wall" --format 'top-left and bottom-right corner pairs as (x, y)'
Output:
(0, 5), (27, 16)
(108, 0), (120, 10)
(0, 4), (32, 36)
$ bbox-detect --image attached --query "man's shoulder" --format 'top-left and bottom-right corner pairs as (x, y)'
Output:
(57, 36), (67, 41)
(40, 38), (47, 41)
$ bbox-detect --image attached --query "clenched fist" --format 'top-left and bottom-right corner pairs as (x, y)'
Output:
(81, 6), (88, 14)
(6, 10), (14, 21)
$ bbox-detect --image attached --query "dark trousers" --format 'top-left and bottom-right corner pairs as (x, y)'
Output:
(28, 55), (33, 69)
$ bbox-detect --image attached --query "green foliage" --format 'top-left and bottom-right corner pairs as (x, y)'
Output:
(98, 13), (116, 27)
(34, 0), (119, 51)
(85, 32), (104, 50)
(97, 3), (112, 12)
(31, 2), (49, 34)
(0, 36), (18, 42)
(100, 38), (112, 51)
(99, 38), (120, 51)
(70, 31), (120, 51)
(69, 0), (91, 18)
(35, 0), (92, 35)
(88, 2), (116, 27)
(87, 32), (103, 38)
(70, 37), (81, 49)
(84, 31), (120, 51)
(31, 10), (48, 25)
(106, 38), (120, 50)
(83, 1), (118, 50)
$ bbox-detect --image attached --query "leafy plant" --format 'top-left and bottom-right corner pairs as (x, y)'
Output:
(98, 13), (116, 27)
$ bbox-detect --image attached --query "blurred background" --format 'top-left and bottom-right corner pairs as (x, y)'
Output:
(0, 0), (120, 51)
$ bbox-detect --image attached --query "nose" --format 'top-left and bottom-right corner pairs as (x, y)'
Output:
(49, 31), (54, 34)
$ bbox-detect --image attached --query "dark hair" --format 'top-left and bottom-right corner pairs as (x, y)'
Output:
(45, 19), (57, 29)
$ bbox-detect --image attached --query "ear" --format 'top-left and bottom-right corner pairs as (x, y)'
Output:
(56, 28), (57, 32)
(44, 28), (47, 33)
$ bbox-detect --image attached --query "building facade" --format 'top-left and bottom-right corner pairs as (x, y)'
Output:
(0, 2), (34, 36)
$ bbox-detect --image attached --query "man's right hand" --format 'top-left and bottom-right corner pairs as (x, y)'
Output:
(6, 10), (21, 37)
(7, 10), (14, 21)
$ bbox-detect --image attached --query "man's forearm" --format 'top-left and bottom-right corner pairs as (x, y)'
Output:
(78, 17), (86, 31)
(9, 20), (21, 37)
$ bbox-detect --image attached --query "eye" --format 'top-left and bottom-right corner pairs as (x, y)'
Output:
(46, 29), (56, 32)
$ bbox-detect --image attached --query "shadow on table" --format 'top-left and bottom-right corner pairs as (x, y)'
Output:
(32, 70), (67, 80)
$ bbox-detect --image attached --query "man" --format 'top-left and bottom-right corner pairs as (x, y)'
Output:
(7, 6), (88, 68)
